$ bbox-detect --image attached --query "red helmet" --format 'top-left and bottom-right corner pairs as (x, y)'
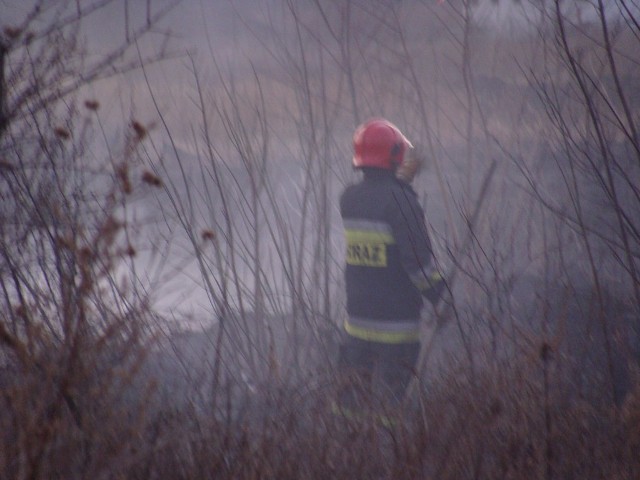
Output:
(352, 118), (412, 170)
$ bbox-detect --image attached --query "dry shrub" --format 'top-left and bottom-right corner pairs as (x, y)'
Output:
(2, 305), (638, 480)
(399, 349), (640, 480)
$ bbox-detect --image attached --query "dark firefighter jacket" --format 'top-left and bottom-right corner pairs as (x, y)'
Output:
(340, 168), (442, 344)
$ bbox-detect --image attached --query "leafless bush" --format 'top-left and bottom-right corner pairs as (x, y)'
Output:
(0, 1), (173, 478)
(1, 0), (639, 478)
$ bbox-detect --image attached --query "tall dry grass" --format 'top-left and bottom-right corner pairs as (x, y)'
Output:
(1, 1), (639, 479)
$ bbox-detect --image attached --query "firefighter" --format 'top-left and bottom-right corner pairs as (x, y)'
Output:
(337, 118), (445, 415)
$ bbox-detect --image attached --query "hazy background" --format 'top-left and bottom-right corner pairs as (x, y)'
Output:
(3, 0), (638, 365)
(2, 2), (639, 476)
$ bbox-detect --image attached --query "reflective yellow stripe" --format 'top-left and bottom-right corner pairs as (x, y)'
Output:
(410, 269), (443, 291)
(429, 271), (443, 282)
(344, 319), (420, 344)
(344, 229), (394, 244)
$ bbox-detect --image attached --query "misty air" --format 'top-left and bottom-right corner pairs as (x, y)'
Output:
(0, 0), (639, 478)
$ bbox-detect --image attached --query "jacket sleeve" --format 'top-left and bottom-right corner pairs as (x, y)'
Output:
(389, 185), (445, 305)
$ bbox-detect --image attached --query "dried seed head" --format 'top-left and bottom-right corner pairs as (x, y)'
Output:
(201, 230), (216, 241)
(84, 100), (100, 111)
(54, 126), (71, 140)
(131, 120), (147, 140)
(116, 163), (132, 194)
(98, 217), (123, 244)
(141, 170), (162, 187)
(3, 26), (21, 39)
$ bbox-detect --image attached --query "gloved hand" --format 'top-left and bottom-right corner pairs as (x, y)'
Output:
(424, 275), (446, 306)
(396, 145), (425, 184)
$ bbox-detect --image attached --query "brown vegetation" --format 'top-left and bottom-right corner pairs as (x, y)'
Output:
(0, 0), (638, 478)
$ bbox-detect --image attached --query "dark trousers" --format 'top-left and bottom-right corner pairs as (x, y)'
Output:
(337, 335), (420, 410)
